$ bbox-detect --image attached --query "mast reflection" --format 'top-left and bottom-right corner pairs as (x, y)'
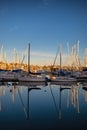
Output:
(0, 82), (86, 121)
(27, 87), (41, 120)
(0, 85), (6, 111)
(58, 85), (71, 119)
(59, 85), (62, 119)
(18, 85), (41, 120)
(58, 84), (80, 119)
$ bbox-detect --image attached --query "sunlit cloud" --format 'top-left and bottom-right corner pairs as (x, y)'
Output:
(30, 53), (69, 66)
(31, 51), (55, 57)
(3, 49), (55, 65)
(2, 48), (83, 66)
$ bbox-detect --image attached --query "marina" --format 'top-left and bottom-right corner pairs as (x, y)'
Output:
(0, 42), (87, 130)
(0, 43), (87, 85)
(0, 0), (87, 130)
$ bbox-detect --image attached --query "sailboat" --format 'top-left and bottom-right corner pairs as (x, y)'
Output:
(51, 44), (77, 84)
(18, 43), (46, 82)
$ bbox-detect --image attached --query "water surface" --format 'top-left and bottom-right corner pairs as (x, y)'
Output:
(0, 82), (87, 130)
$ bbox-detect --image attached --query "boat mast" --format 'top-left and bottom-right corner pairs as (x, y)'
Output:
(67, 42), (70, 68)
(59, 44), (62, 76)
(28, 43), (30, 73)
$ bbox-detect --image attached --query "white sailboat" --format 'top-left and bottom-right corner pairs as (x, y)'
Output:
(51, 44), (77, 84)
(18, 43), (46, 82)
(18, 75), (45, 82)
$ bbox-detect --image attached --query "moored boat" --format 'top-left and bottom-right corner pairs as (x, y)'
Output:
(18, 75), (45, 82)
(51, 76), (77, 85)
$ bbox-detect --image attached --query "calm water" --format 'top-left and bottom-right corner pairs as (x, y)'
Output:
(0, 82), (87, 130)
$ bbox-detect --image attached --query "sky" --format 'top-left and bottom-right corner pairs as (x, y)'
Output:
(0, 0), (87, 65)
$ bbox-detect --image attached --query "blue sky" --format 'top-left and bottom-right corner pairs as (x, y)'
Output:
(0, 0), (87, 65)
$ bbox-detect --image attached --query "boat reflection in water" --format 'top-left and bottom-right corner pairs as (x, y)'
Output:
(0, 82), (87, 130)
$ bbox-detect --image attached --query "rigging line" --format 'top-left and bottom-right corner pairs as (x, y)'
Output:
(52, 46), (59, 67)
(17, 87), (27, 118)
(49, 85), (58, 115)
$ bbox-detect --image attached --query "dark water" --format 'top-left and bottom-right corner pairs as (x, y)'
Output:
(0, 82), (87, 130)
